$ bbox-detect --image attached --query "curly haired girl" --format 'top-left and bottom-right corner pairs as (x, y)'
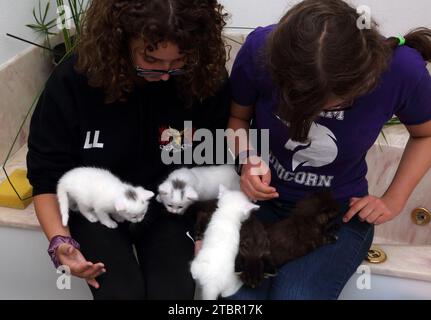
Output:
(27, 0), (230, 300)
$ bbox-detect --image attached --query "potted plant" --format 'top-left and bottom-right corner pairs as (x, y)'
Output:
(8, 0), (89, 64)
(1, 1), (89, 206)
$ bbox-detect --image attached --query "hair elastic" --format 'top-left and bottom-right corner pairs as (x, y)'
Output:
(397, 35), (406, 46)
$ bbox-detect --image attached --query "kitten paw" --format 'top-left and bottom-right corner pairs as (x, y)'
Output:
(102, 220), (118, 229)
(87, 216), (98, 223)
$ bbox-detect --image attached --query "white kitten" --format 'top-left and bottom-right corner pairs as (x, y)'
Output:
(57, 167), (154, 229)
(190, 185), (259, 300)
(157, 165), (240, 214)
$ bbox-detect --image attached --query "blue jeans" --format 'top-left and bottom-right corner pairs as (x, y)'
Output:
(226, 198), (374, 300)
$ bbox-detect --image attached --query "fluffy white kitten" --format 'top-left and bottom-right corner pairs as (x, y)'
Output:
(157, 165), (240, 214)
(57, 167), (154, 229)
(190, 185), (259, 300)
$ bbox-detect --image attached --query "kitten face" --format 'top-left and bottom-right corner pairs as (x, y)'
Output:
(164, 198), (190, 214)
(157, 180), (198, 215)
(115, 187), (154, 223)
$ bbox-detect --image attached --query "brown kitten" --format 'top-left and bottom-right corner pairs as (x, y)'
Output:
(184, 199), (218, 240)
(267, 191), (340, 267)
(235, 214), (277, 288)
(235, 191), (340, 289)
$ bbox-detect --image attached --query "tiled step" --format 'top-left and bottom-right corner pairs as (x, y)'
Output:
(0, 145), (39, 230)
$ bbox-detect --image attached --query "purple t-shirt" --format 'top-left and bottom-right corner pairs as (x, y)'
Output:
(230, 25), (431, 202)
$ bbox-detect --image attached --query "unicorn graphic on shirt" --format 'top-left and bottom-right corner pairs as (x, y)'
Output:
(284, 122), (338, 171)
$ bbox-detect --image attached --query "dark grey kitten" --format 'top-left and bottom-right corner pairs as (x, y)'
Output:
(236, 191), (340, 288)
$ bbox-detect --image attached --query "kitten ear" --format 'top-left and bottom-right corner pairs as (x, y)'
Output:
(185, 187), (198, 201)
(244, 203), (260, 213)
(115, 198), (127, 213)
(218, 184), (228, 198)
(158, 182), (170, 196)
(141, 189), (154, 200)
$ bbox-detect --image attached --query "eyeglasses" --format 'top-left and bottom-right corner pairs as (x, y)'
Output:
(323, 100), (354, 112)
(135, 66), (187, 78)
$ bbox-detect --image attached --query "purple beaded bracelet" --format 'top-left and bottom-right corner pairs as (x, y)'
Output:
(47, 235), (80, 269)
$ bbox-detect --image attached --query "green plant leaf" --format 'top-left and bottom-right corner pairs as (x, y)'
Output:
(42, 1), (50, 23)
(46, 18), (57, 26)
(38, 0), (42, 23)
(32, 8), (41, 25)
(26, 24), (42, 29)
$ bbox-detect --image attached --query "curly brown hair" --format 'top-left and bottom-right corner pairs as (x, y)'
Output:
(267, 0), (431, 142)
(75, 0), (228, 104)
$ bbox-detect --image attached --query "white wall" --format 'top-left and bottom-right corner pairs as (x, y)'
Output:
(221, 0), (431, 36)
(1, 1), (431, 66)
(0, 0), (57, 66)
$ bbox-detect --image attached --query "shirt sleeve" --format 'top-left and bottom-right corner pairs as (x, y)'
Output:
(229, 31), (259, 107)
(395, 66), (431, 126)
(26, 65), (80, 196)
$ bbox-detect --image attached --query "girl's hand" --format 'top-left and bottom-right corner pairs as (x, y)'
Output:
(343, 195), (404, 225)
(57, 243), (106, 289)
(240, 155), (279, 202)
